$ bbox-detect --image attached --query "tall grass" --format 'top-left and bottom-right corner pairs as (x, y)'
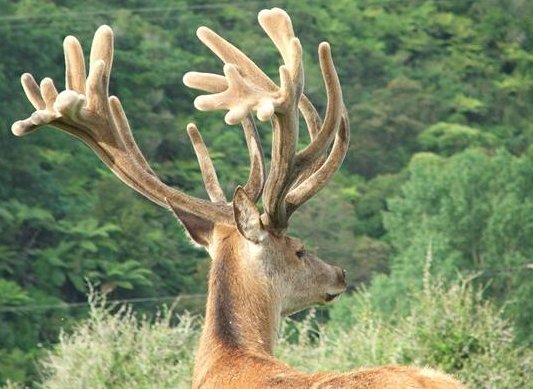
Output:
(40, 291), (200, 389)
(5, 276), (531, 388)
(279, 277), (532, 388)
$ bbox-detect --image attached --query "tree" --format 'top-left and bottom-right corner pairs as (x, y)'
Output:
(382, 149), (533, 344)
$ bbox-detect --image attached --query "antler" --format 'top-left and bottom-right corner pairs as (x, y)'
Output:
(12, 8), (345, 234)
(12, 26), (266, 226)
(184, 8), (349, 231)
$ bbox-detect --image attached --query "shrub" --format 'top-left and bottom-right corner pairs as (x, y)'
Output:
(288, 274), (532, 389)
(6, 275), (530, 388)
(38, 291), (200, 389)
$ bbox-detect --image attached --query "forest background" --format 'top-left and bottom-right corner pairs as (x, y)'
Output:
(0, 0), (532, 387)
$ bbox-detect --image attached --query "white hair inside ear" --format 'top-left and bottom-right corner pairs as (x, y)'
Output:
(233, 186), (267, 243)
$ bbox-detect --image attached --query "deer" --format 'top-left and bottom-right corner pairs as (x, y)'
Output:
(11, 7), (465, 389)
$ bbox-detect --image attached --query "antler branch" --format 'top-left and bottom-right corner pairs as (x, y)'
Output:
(286, 111), (350, 216)
(12, 26), (236, 224)
(241, 116), (266, 203)
(14, 8), (347, 234)
(184, 8), (348, 231)
(186, 123), (227, 203)
(294, 43), (343, 169)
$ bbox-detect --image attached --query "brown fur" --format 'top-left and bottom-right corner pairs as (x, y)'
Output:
(193, 226), (465, 389)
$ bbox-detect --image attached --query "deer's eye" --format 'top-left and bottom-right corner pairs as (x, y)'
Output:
(296, 249), (306, 259)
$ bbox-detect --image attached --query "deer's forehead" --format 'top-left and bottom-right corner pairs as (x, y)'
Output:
(267, 233), (302, 249)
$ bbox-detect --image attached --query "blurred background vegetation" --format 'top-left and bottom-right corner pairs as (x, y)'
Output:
(0, 0), (532, 387)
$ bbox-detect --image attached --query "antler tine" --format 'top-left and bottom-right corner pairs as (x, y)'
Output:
(193, 26), (277, 94)
(186, 123), (227, 203)
(183, 9), (303, 125)
(255, 8), (304, 230)
(299, 95), (321, 141)
(289, 75), (338, 190)
(64, 35), (86, 93)
(286, 110), (350, 216)
(283, 95), (324, 191)
(184, 14), (320, 143)
(12, 25), (234, 225)
(183, 115), (264, 204)
(108, 96), (157, 177)
(257, 8), (302, 83)
(294, 42), (343, 169)
(242, 116), (266, 203)
(183, 8), (347, 231)
(21, 73), (46, 110)
(182, 75), (265, 203)
(261, 108), (298, 229)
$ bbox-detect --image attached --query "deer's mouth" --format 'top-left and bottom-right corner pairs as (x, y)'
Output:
(324, 292), (342, 303)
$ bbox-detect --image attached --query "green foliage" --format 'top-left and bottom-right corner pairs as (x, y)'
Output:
(325, 275), (532, 389)
(0, 280), (29, 306)
(38, 292), (200, 389)
(22, 277), (532, 389)
(0, 347), (43, 387)
(353, 173), (405, 238)
(418, 122), (499, 155)
(383, 148), (533, 344)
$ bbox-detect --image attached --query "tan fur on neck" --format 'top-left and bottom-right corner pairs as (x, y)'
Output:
(193, 225), (465, 389)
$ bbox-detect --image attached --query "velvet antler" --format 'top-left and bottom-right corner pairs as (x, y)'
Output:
(183, 8), (349, 231)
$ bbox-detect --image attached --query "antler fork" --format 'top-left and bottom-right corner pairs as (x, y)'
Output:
(183, 8), (349, 231)
(12, 8), (348, 234)
(12, 26), (266, 226)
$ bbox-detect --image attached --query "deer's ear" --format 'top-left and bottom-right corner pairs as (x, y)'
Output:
(233, 186), (266, 243)
(167, 201), (213, 247)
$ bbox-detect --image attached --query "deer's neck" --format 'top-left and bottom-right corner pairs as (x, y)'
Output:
(195, 237), (280, 375)
(203, 244), (279, 354)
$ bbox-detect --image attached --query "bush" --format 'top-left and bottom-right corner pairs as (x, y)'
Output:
(383, 149), (533, 344)
(6, 275), (530, 388)
(38, 291), (200, 389)
(291, 273), (532, 388)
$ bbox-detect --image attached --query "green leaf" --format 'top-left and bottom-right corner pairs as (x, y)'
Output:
(50, 270), (66, 287)
(68, 274), (87, 293)
(0, 280), (31, 306)
(80, 241), (98, 253)
(0, 206), (14, 223)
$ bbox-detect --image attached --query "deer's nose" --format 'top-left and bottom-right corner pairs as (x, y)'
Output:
(335, 266), (347, 285)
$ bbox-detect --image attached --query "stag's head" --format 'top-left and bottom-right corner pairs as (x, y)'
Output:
(202, 188), (348, 317)
(178, 8), (349, 315)
(11, 8), (349, 317)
